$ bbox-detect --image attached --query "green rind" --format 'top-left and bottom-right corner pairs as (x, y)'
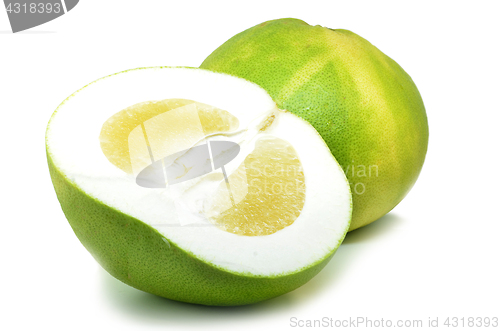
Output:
(200, 18), (429, 231)
(48, 153), (340, 306)
(46, 66), (350, 306)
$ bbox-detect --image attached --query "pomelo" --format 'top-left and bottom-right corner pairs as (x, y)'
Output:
(46, 67), (352, 305)
(200, 18), (429, 231)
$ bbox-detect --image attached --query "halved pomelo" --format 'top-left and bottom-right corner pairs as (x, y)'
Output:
(46, 67), (352, 306)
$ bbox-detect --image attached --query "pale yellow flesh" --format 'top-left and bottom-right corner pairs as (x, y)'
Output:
(206, 136), (305, 236)
(100, 99), (239, 173)
(100, 99), (306, 237)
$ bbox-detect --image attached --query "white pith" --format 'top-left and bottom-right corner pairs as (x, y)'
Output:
(46, 67), (351, 276)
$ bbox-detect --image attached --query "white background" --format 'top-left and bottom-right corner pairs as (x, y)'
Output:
(1, 1), (499, 330)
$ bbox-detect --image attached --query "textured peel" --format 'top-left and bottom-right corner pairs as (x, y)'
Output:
(200, 18), (428, 230)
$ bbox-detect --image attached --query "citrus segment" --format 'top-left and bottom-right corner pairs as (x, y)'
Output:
(206, 136), (305, 236)
(99, 99), (239, 174)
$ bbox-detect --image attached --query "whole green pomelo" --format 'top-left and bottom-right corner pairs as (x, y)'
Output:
(200, 18), (429, 231)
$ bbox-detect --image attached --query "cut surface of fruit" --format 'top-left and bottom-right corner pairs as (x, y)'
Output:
(46, 67), (351, 305)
